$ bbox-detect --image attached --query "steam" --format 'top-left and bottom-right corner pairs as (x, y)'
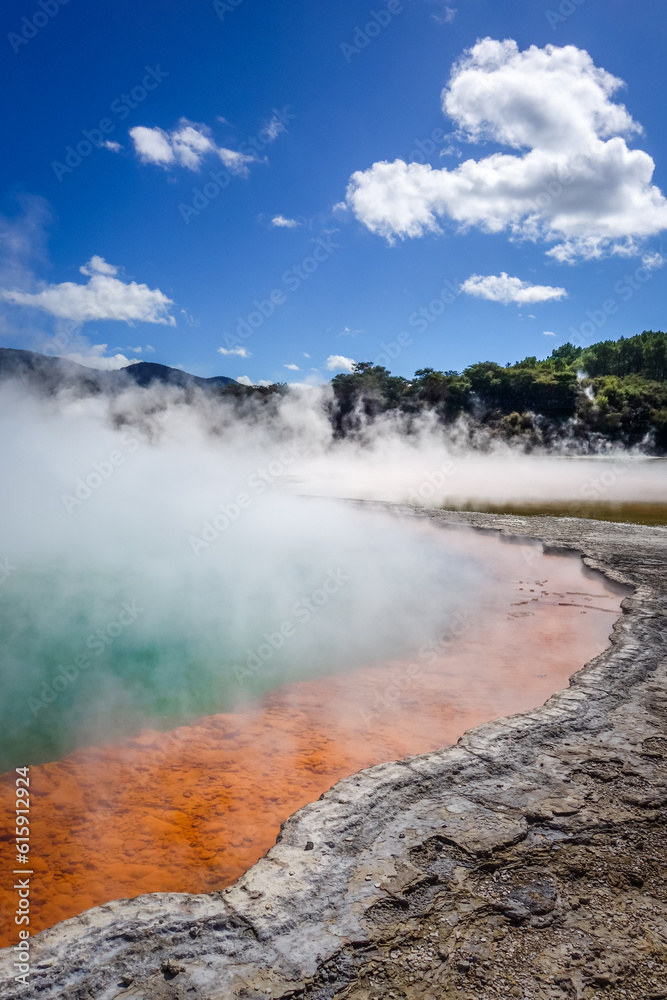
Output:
(0, 376), (662, 769)
(0, 381), (480, 769)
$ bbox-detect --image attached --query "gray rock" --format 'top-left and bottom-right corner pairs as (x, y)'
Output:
(2, 506), (667, 999)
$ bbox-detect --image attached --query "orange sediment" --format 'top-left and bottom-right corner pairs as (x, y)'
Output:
(0, 539), (627, 945)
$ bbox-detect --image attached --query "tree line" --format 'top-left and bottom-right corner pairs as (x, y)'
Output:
(325, 330), (667, 451)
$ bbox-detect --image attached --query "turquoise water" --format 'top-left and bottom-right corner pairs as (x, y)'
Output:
(0, 526), (477, 771)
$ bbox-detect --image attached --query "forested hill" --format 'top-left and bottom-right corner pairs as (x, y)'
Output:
(329, 331), (667, 452)
(0, 348), (235, 393)
(2, 333), (666, 452)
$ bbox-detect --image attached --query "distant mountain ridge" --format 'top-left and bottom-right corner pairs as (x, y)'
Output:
(0, 348), (236, 394)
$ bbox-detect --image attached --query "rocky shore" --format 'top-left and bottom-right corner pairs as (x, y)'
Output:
(2, 508), (666, 1000)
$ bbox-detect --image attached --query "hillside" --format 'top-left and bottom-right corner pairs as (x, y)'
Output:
(329, 330), (667, 452)
(2, 333), (667, 452)
(0, 348), (235, 394)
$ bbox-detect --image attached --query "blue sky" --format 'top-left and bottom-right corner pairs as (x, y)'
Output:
(0, 0), (665, 384)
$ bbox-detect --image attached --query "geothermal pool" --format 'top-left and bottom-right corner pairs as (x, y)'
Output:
(0, 523), (628, 946)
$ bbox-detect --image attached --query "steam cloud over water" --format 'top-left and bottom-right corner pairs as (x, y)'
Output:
(0, 381), (476, 769)
(0, 378), (662, 769)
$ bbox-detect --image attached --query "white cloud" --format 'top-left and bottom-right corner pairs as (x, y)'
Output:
(0, 256), (175, 325)
(284, 363), (300, 371)
(642, 250), (665, 271)
(325, 354), (356, 373)
(543, 330), (557, 336)
(433, 4), (457, 24)
(130, 126), (175, 166)
(114, 343), (155, 353)
(172, 124), (216, 169)
(80, 255), (116, 276)
(289, 373), (326, 388)
(302, 352), (311, 358)
(180, 308), (200, 328)
(444, 39), (639, 151)
(102, 140), (123, 153)
(262, 118), (285, 142)
(129, 119), (255, 174)
(218, 146), (255, 175)
(271, 215), (300, 228)
(346, 39), (667, 261)
(60, 341), (140, 371)
(218, 346), (250, 357)
(460, 272), (567, 305)
(236, 375), (273, 387)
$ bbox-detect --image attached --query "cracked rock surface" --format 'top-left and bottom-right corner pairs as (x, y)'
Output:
(2, 508), (666, 1000)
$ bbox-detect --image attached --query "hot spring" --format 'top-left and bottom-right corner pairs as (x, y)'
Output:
(0, 383), (639, 944)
